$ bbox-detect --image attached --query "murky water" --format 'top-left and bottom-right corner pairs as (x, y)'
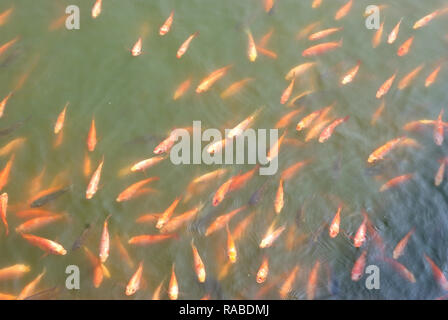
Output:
(1, 0), (448, 300)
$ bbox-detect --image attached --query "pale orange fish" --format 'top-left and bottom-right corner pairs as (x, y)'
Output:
(0, 193), (7, 235)
(206, 138), (227, 155)
(425, 65), (442, 87)
(0, 92), (13, 118)
(205, 206), (246, 236)
(376, 73), (396, 99)
(160, 204), (203, 234)
(196, 65), (232, 93)
(177, 32), (199, 59)
(212, 176), (234, 207)
(424, 254), (448, 290)
(84, 247), (103, 288)
(379, 173), (413, 192)
(312, 0), (322, 9)
(131, 156), (165, 172)
(152, 280), (164, 300)
(191, 241), (206, 283)
(351, 250), (367, 281)
(266, 130), (286, 162)
(307, 260), (320, 300)
(0, 37), (19, 58)
(54, 102), (68, 134)
(318, 116), (349, 143)
(0, 7), (13, 27)
(229, 165), (258, 192)
(353, 213), (368, 248)
(246, 29), (257, 62)
(128, 233), (177, 246)
(393, 228), (415, 259)
(153, 131), (178, 154)
(413, 10), (440, 29)
(281, 159), (311, 181)
(372, 22), (384, 48)
(274, 178), (284, 214)
(256, 46), (278, 59)
(116, 177), (159, 202)
(388, 18), (403, 44)
(0, 154), (14, 191)
(114, 235), (134, 269)
(99, 215), (111, 263)
(341, 61), (361, 85)
(296, 108), (325, 131)
(233, 211), (255, 241)
(20, 233), (67, 255)
(281, 77), (295, 105)
(159, 10), (174, 36)
(17, 269), (46, 300)
(0, 264), (30, 281)
(131, 37), (143, 57)
(91, 0), (102, 19)
(275, 108), (304, 128)
(264, 0), (275, 13)
(434, 108), (444, 146)
(309, 27), (342, 41)
(227, 108), (261, 139)
(258, 28), (274, 48)
(279, 265), (299, 299)
(0, 138), (25, 157)
(173, 77), (192, 100)
(435, 160), (445, 186)
(135, 213), (160, 224)
(220, 78), (254, 99)
(126, 262), (144, 296)
(15, 214), (64, 234)
(83, 152), (92, 177)
(226, 224), (237, 263)
(398, 64), (424, 90)
(256, 257), (269, 284)
(302, 40), (342, 57)
(168, 264), (178, 300)
(87, 118), (97, 152)
(368, 136), (405, 163)
(335, 0), (353, 20)
(328, 206), (341, 238)
(14, 209), (57, 220)
(296, 21), (321, 40)
(192, 168), (228, 184)
(397, 36), (414, 57)
(86, 157), (104, 199)
(260, 225), (286, 248)
(384, 258), (416, 283)
(156, 197), (181, 229)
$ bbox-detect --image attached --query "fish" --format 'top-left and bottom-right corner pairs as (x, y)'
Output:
(226, 224), (237, 263)
(392, 228), (415, 259)
(91, 0), (102, 19)
(160, 203), (203, 233)
(424, 254), (448, 290)
(328, 206), (341, 238)
(259, 224), (286, 248)
(159, 11), (174, 36)
(15, 214), (65, 234)
(0, 116), (31, 136)
(20, 233), (67, 255)
(397, 36), (414, 57)
(256, 257), (269, 284)
(128, 233), (177, 246)
(196, 65), (232, 93)
(279, 265), (299, 299)
(17, 269), (46, 300)
(212, 176), (234, 207)
(379, 173), (413, 192)
(388, 18), (403, 44)
(126, 262), (144, 296)
(264, 0), (275, 13)
(274, 178), (284, 214)
(341, 61), (360, 85)
(87, 117), (97, 152)
(425, 65), (442, 87)
(71, 223), (93, 252)
(115, 234), (134, 269)
(0, 264), (30, 281)
(84, 247), (103, 288)
(372, 22), (384, 48)
(205, 206), (246, 236)
(99, 215), (111, 263)
(318, 116), (349, 143)
(281, 160), (312, 181)
(191, 241), (206, 283)
(0, 7), (13, 27)
(334, 0), (353, 20)
(131, 37), (143, 57)
(0, 193), (7, 235)
(296, 108), (325, 131)
(54, 102), (68, 134)
(307, 260), (320, 300)
(246, 29), (257, 62)
(309, 28), (343, 41)
(275, 108), (304, 129)
(156, 197), (181, 229)
(398, 64), (424, 90)
(116, 177), (159, 202)
(351, 250), (367, 281)
(168, 264), (179, 300)
(376, 73), (396, 99)
(30, 185), (71, 208)
(86, 157), (104, 199)
(302, 40), (342, 57)
(177, 32), (199, 59)
(227, 108), (261, 139)
(434, 109), (444, 146)
(221, 78), (254, 99)
(0, 92), (13, 118)
(413, 10), (440, 29)
(384, 258), (416, 283)
(266, 130), (286, 162)
(435, 160), (445, 186)
(0, 37), (19, 58)
(173, 77), (192, 100)
(256, 46), (278, 59)
(0, 138), (25, 157)
(368, 136), (405, 163)
(280, 77), (295, 105)
(131, 155), (165, 172)
(353, 213), (368, 248)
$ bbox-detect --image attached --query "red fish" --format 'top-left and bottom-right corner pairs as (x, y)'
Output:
(351, 250), (367, 281)
(318, 116), (349, 143)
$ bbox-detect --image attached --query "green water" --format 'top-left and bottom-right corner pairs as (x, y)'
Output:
(0, 0), (448, 299)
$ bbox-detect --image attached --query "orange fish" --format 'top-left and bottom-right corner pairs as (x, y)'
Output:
(83, 152), (92, 177)
(368, 136), (405, 163)
(15, 214), (64, 234)
(168, 264), (178, 300)
(353, 213), (368, 248)
(159, 11), (174, 36)
(20, 233), (67, 255)
(205, 206), (246, 236)
(196, 65), (232, 93)
(212, 177), (234, 207)
(156, 197), (181, 229)
(0, 154), (14, 191)
(173, 77), (192, 100)
(424, 254), (448, 290)
(318, 116), (349, 143)
(274, 178), (284, 214)
(226, 224), (237, 263)
(177, 32), (199, 59)
(86, 157), (104, 199)
(0, 92), (13, 118)
(307, 260), (320, 300)
(126, 262), (144, 296)
(372, 21), (384, 48)
(161, 204), (203, 234)
(91, 0), (102, 19)
(379, 173), (413, 192)
(398, 64), (424, 90)
(260, 225), (286, 248)
(0, 7), (13, 27)
(0, 37), (19, 58)
(281, 160), (311, 181)
(413, 10), (440, 29)
(221, 78), (254, 99)
(309, 27), (342, 41)
(435, 160), (445, 186)
(0, 264), (30, 281)
(227, 108), (261, 139)
(256, 46), (278, 59)
(116, 177), (159, 202)
(131, 156), (165, 172)
(233, 211), (255, 241)
(152, 280), (164, 300)
(84, 247), (103, 288)
(256, 257), (269, 284)
(264, 0), (275, 13)
(246, 29), (257, 62)
(434, 108), (444, 146)
(397, 36), (414, 57)
(296, 108), (324, 131)
(312, 0), (322, 9)
(285, 62), (316, 81)
(191, 241), (206, 283)
(131, 37), (143, 57)
(393, 228), (415, 259)
(376, 73), (396, 98)
(87, 118), (97, 152)
(328, 206), (341, 238)
(99, 215), (111, 263)
(388, 18), (403, 44)
(266, 130), (286, 162)
(275, 108), (304, 129)
(153, 131), (178, 154)
(351, 250), (367, 281)
(229, 165), (258, 193)
(0, 193), (7, 235)
(334, 0), (353, 20)
(17, 269), (46, 300)
(302, 40), (342, 57)
(54, 102), (68, 134)
(425, 65), (442, 87)
(279, 265), (299, 299)
(280, 77), (295, 105)
(128, 233), (177, 246)
(341, 61), (361, 85)
(115, 235), (134, 269)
